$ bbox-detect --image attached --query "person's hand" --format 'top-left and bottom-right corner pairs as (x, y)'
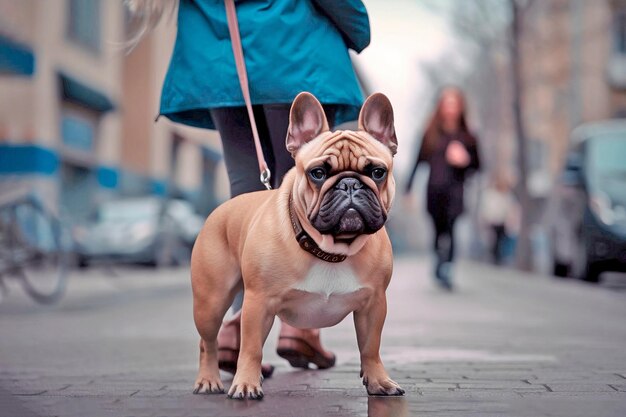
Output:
(446, 140), (470, 168)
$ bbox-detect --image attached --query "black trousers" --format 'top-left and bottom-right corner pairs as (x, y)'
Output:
(431, 213), (457, 278)
(210, 104), (336, 198)
(491, 224), (506, 265)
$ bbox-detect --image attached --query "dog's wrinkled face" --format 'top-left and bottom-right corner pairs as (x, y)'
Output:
(287, 92), (397, 251)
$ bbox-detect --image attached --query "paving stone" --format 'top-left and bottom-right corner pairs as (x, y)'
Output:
(0, 259), (626, 416)
(545, 384), (621, 393)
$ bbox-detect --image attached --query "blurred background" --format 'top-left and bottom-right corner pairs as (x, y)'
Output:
(1, 0), (625, 283)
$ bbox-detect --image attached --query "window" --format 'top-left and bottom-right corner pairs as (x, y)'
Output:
(608, 9), (626, 88)
(60, 163), (96, 222)
(615, 11), (626, 54)
(67, 0), (101, 52)
(61, 109), (96, 153)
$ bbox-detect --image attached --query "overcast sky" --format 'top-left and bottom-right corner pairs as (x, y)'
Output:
(354, 0), (473, 175)
(192, 0), (508, 200)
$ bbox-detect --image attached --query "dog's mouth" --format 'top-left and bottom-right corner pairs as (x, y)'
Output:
(313, 204), (385, 238)
(320, 207), (365, 238)
(335, 238), (357, 246)
(334, 234), (358, 245)
(337, 208), (364, 234)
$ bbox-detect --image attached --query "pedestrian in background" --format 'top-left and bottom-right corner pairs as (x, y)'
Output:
(126, 0), (370, 377)
(404, 87), (481, 290)
(480, 172), (519, 265)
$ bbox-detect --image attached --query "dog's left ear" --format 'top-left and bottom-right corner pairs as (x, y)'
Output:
(286, 92), (330, 158)
(358, 93), (398, 156)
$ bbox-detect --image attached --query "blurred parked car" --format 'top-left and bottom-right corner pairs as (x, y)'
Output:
(74, 197), (204, 267)
(550, 120), (626, 282)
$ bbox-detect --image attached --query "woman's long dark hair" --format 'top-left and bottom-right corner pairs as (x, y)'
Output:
(421, 86), (473, 159)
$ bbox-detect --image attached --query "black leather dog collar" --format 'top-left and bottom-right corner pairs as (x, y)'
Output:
(288, 193), (347, 263)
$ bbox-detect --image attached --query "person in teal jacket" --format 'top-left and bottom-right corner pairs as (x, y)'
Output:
(129, 0), (370, 380)
(159, 0), (370, 195)
(161, 0), (369, 130)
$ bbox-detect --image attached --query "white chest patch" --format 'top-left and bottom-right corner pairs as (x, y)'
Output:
(281, 262), (366, 328)
(291, 262), (363, 297)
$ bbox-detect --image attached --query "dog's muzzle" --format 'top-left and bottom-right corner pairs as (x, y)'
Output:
(312, 177), (386, 236)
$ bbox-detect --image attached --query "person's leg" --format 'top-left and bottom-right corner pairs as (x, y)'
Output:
(323, 105), (337, 130)
(493, 224), (506, 265)
(211, 105), (279, 310)
(431, 214), (446, 280)
(210, 107), (267, 197)
(431, 212), (454, 290)
(262, 104), (292, 188)
(446, 216), (458, 285)
(446, 216), (457, 264)
(209, 106), (275, 377)
(211, 107), (258, 312)
(262, 103), (337, 369)
(490, 225), (498, 263)
(211, 104), (336, 372)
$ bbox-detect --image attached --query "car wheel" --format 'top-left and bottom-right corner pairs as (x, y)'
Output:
(553, 261), (570, 278)
(572, 236), (591, 280)
(575, 240), (603, 283)
(582, 262), (602, 283)
(77, 255), (89, 269)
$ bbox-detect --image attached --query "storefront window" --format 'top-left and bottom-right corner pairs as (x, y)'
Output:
(67, 0), (101, 52)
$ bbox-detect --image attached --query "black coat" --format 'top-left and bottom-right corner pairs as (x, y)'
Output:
(405, 130), (480, 222)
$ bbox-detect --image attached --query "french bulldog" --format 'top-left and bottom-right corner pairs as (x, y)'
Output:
(190, 92), (403, 399)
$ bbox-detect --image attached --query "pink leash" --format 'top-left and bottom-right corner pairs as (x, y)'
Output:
(224, 0), (272, 190)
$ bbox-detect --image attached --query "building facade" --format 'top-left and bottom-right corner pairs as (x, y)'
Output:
(0, 0), (225, 221)
(464, 0), (626, 204)
(518, 0), (626, 184)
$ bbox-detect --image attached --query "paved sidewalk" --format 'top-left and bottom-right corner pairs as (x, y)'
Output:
(1, 258), (625, 416)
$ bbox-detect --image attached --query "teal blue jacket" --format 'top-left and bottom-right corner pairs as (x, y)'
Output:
(160, 0), (370, 129)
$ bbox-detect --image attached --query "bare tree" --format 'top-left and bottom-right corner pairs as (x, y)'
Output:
(423, 0), (536, 270)
(509, 0), (534, 271)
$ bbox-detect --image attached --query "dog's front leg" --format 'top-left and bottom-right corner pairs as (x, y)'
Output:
(228, 292), (275, 400)
(354, 291), (404, 396)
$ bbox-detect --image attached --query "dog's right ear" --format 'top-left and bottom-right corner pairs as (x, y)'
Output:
(286, 92), (329, 158)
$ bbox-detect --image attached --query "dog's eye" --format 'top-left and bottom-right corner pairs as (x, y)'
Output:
(309, 168), (326, 181)
(371, 168), (387, 181)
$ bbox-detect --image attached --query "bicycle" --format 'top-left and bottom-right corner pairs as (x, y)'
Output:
(0, 187), (70, 305)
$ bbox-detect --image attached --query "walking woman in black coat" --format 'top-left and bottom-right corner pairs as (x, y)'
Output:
(405, 87), (480, 290)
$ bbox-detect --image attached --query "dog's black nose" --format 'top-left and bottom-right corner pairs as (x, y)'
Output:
(335, 177), (363, 192)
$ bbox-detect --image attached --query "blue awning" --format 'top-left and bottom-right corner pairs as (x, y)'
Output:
(58, 72), (115, 113)
(0, 35), (35, 76)
(0, 144), (58, 176)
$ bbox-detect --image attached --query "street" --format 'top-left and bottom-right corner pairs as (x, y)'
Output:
(1, 257), (626, 417)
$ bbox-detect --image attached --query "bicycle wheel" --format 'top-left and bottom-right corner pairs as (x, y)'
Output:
(13, 201), (69, 304)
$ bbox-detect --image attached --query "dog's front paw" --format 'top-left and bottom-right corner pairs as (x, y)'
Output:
(362, 370), (405, 396)
(228, 375), (264, 400)
(193, 373), (225, 394)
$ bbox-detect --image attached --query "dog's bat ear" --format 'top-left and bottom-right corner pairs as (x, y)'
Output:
(286, 92), (330, 158)
(358, 93), (398, 156)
